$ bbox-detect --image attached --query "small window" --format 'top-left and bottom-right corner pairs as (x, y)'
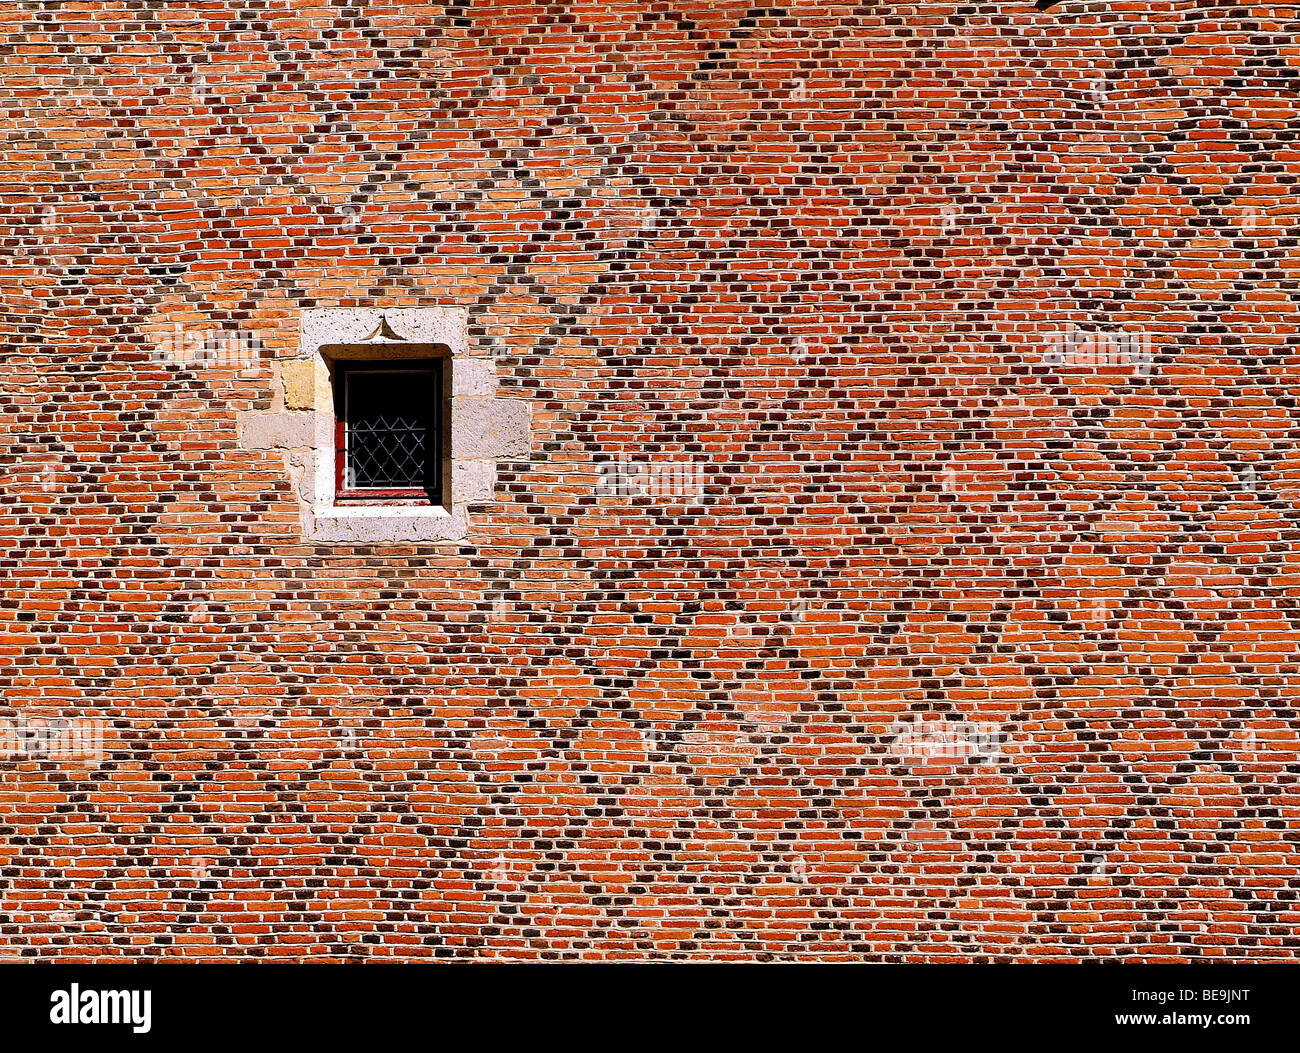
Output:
(333, 360), (442, 504)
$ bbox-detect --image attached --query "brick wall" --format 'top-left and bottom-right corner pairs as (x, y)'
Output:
(2, 1), (1298, 961)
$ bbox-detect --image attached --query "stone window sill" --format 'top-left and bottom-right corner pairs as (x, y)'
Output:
(308, 506), (468, 544)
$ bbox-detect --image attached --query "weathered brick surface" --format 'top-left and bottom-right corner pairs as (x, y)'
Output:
(2, 1), (1299, 961)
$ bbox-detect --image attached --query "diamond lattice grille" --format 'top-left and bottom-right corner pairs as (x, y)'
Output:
(342, 367), (438, 490)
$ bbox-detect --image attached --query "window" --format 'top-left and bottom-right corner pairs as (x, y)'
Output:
(333, 359), (442, 504)
(242, 307), (532, 543)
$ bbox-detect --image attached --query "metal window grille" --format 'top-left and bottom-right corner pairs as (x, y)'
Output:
(334, 362), (441, 501)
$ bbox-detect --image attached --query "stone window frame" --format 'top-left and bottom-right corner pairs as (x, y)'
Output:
(238, 307), (530, 544)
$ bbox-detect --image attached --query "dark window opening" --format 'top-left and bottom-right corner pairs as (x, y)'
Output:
(334, 360), (442, 504)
